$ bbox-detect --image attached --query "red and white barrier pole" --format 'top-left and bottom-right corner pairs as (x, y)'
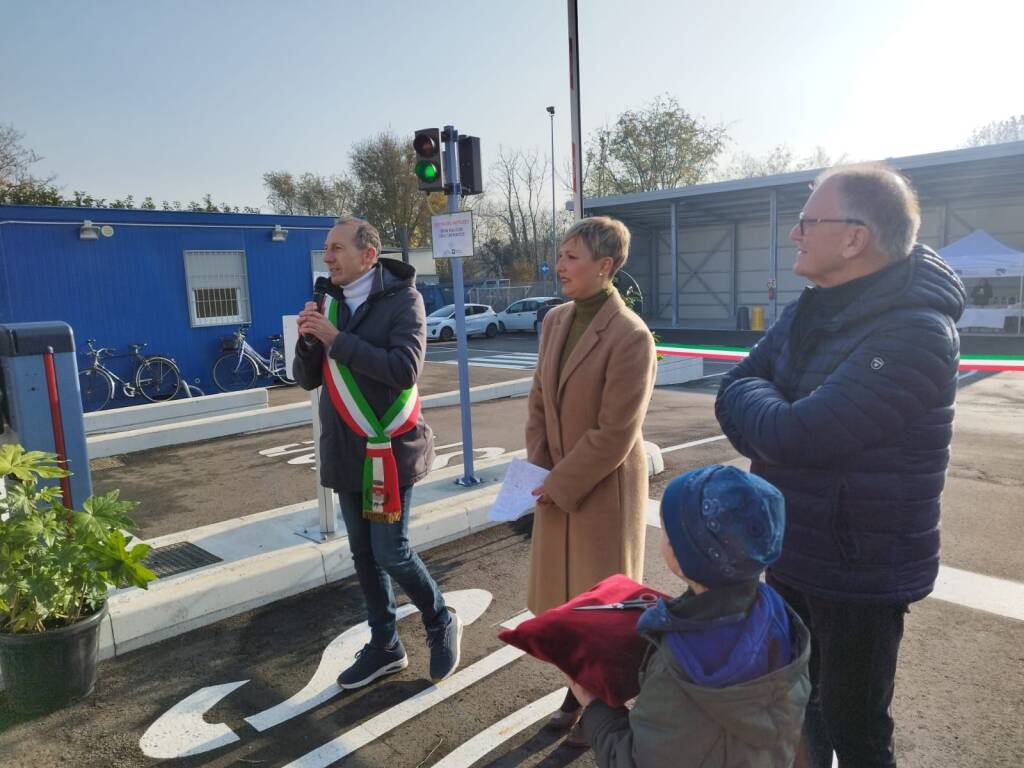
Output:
(43, 345), (73, 510)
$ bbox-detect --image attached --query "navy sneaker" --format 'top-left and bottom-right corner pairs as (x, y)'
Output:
(427, 608), (463, 682)
(337, 640), (408, 690)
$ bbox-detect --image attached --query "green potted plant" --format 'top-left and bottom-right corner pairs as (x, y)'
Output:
(0, 444), (155, 713)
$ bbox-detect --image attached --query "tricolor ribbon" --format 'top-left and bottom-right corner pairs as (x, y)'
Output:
(655, 343), (1024, 372)
(321, 295), (421, 522)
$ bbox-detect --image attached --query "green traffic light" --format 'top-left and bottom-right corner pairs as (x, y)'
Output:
(415, 160), (440, 183)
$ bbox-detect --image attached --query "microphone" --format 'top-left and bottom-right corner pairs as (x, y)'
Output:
(305, 276), (332, 344)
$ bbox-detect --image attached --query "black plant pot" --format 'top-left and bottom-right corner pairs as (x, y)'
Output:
(0, 602), (108, 714)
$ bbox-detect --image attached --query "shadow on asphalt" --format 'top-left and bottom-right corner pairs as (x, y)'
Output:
(487, 728), (592, 767)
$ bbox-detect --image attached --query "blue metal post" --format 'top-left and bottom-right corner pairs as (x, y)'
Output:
(443, 126), (480, 486)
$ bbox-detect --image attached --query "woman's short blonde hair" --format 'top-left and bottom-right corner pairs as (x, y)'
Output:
(560, 216), (631, 274)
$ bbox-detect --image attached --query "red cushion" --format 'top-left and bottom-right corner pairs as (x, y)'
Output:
(499, 574), (671, 708)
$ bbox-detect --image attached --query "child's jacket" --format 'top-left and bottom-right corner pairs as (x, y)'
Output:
(581, 581), (811, 768)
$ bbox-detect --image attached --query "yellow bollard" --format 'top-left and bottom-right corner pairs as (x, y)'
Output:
(751, 305), (766, 331)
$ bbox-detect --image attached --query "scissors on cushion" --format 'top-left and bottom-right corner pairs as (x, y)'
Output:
(572, 593), (659, 611)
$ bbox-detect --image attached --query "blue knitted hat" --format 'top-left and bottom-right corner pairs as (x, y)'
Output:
(660, 465), (785, 588)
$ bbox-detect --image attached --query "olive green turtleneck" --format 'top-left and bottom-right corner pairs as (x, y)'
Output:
(558, 286), (614, 374)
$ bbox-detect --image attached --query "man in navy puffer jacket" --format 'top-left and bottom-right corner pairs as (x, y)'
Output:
(715, 164), (965, 768)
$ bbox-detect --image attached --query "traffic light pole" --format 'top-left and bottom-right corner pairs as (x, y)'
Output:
(443, 125), (481, 487)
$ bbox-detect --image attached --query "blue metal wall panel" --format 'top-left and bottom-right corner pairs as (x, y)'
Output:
(0, 206), (336, 405)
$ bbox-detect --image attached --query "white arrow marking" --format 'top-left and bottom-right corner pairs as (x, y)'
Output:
(431, 688), (566, 768)
(283, 611), (532, 768)
(139, 590), (495, 759)
(138, 680), (249, 759)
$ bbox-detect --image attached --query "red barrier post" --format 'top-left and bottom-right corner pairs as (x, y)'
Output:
(43, 345), (73, 511)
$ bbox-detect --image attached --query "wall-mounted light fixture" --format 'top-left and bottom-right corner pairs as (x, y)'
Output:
(79, 220), (100, 240)
(271, 224), (288, 242)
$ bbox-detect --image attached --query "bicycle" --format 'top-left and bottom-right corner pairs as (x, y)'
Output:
(212, 323), (297, 392)
(78, 340), (182, 412)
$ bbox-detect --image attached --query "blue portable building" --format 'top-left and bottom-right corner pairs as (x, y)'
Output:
(0, 205), (337, 403)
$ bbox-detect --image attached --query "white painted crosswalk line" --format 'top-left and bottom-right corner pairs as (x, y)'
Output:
(431, 688), (567, 768)
(438, 353), (538, 370)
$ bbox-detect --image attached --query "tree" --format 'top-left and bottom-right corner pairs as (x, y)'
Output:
(719, 145), (847, 180)
(965, 115), (1024, 147)
(479, 147), (557, 279)
(583, 94), (728, 197)
(263, 171), (356, 216)
(350, 131), (444, 247)
(0, 123), (60, 204)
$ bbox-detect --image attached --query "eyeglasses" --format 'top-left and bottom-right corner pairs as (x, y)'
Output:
(798, 215), (866, 237)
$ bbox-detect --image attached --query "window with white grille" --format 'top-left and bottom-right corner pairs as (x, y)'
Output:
(183, 250), (251, 327)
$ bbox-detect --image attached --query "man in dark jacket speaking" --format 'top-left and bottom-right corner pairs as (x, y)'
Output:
(715, 164), (965, 767)
(294, 216), (462, 690)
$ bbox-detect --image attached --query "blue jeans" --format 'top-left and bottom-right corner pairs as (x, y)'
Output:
(338, 485), (448, 649)
(768, 572), (906, 768)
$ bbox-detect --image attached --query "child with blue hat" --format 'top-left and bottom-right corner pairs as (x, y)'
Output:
(565, 465), (812, 767)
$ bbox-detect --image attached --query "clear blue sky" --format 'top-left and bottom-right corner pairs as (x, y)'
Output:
(2, 0), (1021, 210)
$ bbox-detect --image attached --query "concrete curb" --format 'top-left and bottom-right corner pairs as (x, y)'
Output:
(86, 377), (534, 459)
(100, 455), (515, 659)
(84, 389), (268, 435)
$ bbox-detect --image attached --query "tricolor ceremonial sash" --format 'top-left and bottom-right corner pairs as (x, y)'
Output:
(321, 295), (421, 522)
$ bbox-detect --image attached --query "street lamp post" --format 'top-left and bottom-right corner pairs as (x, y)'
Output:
(546, 105), (557, 296)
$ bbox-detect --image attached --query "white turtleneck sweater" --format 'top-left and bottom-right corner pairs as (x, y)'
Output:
(341, 266), (376, 315)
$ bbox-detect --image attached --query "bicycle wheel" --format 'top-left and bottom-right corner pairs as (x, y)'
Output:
(213, 352), (259, 392)
(271, 350), (296, 386)
(78, 368), (113, 412)
(136, 356), (181, 402)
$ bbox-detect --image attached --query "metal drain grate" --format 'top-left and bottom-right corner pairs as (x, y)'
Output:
(144, 541), (222, 579)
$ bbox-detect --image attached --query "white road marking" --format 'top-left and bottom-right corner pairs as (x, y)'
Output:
(660, 434), (728, 454)
(259, 441), (315, 458)
(431, 688), (566, 768)
(283, 646), (528, 768)
(438, 352), (539, 370)
(259, 441), (506, 473)
(244, 605), (415, 732)
(138, 681), (249, 759)
(958, 370), (979, 382)
(646, 498), (1023, 622)
(248, 588), (493, 731)
(930, 565), (1024, 622)
(139, 590), (494, 759)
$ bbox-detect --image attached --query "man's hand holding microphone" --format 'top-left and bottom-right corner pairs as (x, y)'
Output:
(297, 277), (338, 348)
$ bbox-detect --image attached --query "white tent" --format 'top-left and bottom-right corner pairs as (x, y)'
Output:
(938, 230), (1024, 278)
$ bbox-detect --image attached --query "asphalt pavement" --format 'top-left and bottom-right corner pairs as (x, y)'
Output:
(1, 346), (1021, 766)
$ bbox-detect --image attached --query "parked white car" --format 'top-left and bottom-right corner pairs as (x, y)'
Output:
(426, 303), (500, 341)
(497, 296), (564, 333)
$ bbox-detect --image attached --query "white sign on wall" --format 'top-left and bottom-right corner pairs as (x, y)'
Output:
(431, 212), (475, 259)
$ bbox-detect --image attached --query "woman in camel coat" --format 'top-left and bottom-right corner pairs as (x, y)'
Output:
(525, 216), (657, 740)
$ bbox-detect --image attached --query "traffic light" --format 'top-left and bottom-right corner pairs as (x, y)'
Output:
(458, 136), (483, 196)
(413, 128), (444, 192)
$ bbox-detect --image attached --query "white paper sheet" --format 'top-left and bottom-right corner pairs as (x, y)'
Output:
(488, 459), (550, 522)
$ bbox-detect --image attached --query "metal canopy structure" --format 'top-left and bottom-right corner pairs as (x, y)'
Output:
(585, 140), (1024, 227)
(582, 141), (1024, 330)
